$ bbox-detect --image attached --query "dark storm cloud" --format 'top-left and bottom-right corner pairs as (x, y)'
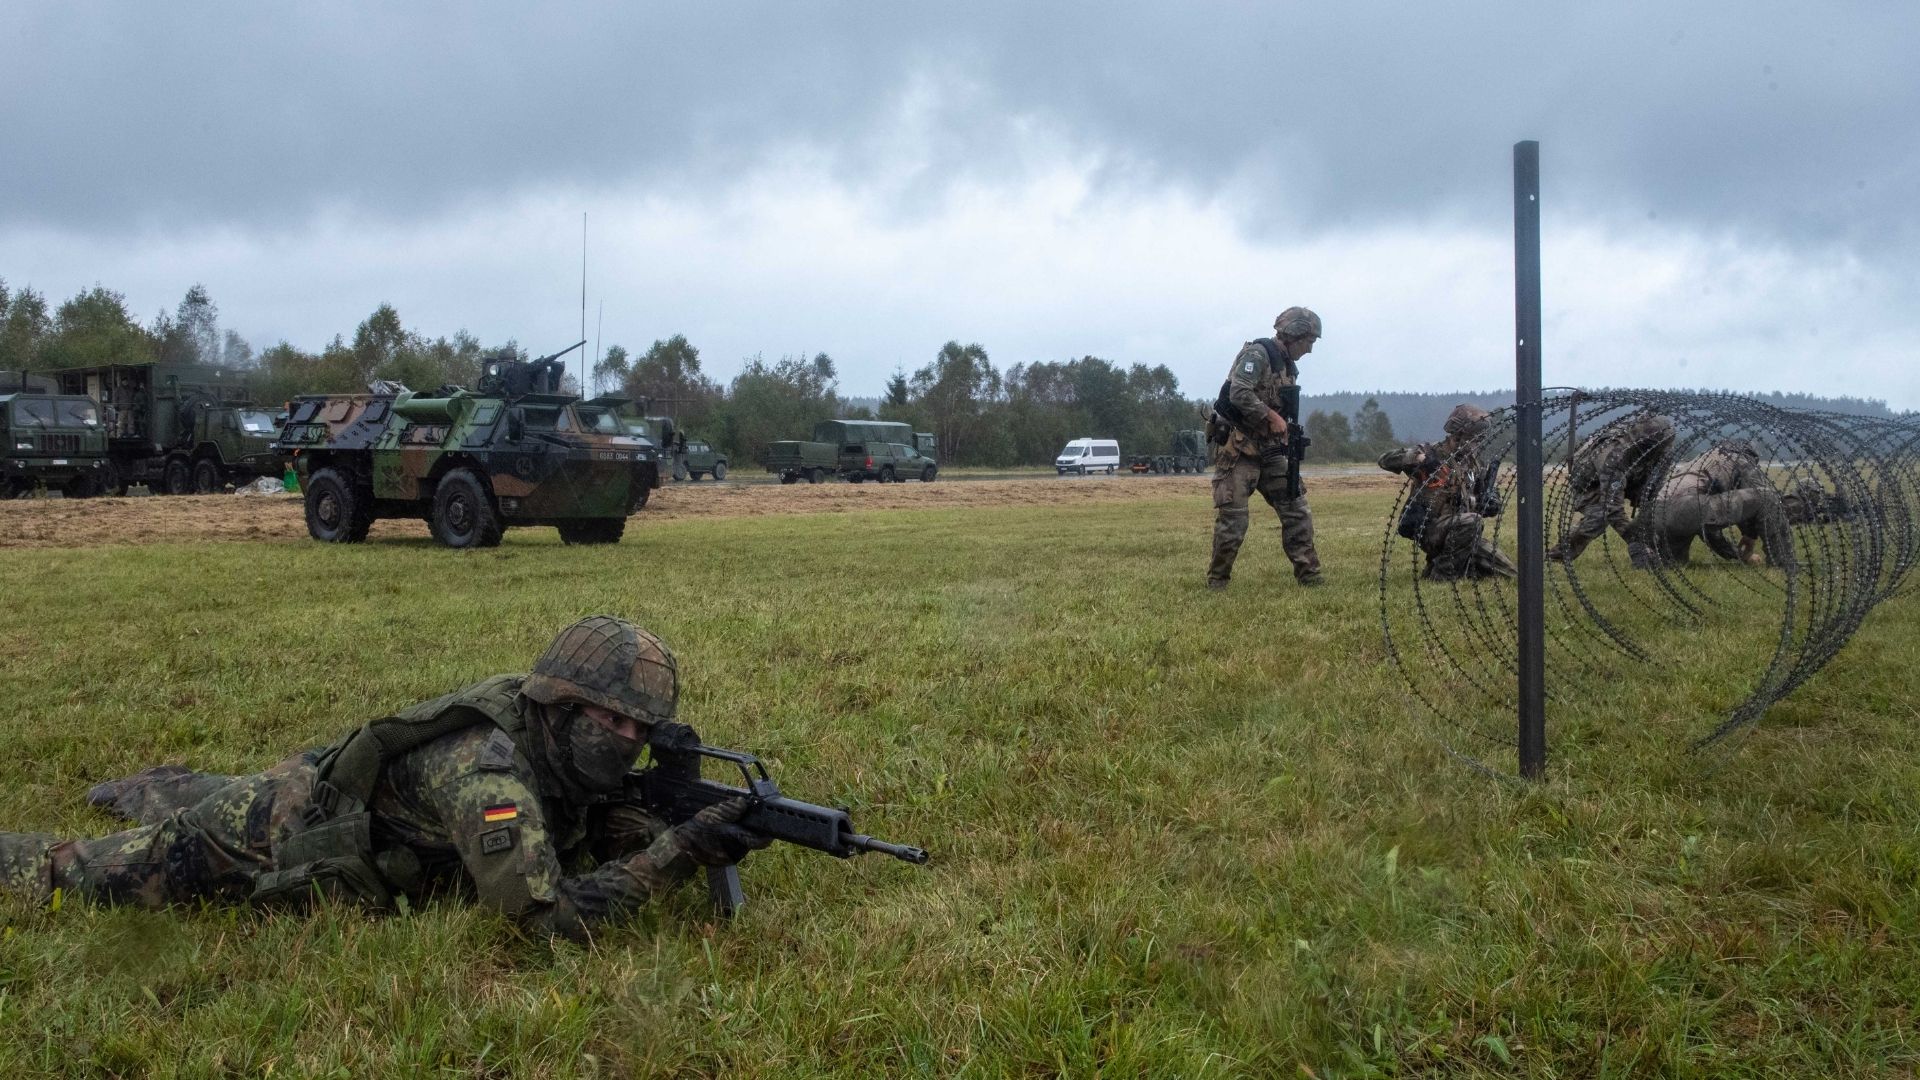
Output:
(4, 2), (1915, 253)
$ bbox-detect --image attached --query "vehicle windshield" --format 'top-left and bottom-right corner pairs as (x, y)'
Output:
(1058, 446), (1085, 458)
(237, 409), (280, 434)
(12, 398), (98, 428)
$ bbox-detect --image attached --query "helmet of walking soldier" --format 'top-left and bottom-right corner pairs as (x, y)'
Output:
(522, 615), (678, 725)
(1443, 403), (1492, 440)
(1274, 307), (1323, 342)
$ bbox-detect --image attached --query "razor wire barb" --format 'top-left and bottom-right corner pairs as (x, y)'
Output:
(1378, 390), (1918, 772)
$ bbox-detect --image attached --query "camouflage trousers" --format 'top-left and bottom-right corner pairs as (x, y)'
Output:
(0, 757), (312, 908)
(1548, 474), (1644, 564)
(1639, 488), (1791, 567)
(1209, 456), (1319, 583)
(1419, 512), (1518, 580)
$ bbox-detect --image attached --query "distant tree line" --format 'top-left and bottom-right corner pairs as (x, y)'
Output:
(3, 277), (1898, 468)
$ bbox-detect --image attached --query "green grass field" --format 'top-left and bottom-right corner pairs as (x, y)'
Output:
(4, 488), (1920, 1077)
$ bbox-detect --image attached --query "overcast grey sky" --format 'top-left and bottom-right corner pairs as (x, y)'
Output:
(5, 2), (1915, 405)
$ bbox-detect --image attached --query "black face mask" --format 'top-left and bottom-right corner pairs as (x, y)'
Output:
(542, 704), (645, 798)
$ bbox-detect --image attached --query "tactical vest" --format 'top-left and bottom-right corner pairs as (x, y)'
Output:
(250, 674), (532, 910)
(1211, 339), (1300, 440)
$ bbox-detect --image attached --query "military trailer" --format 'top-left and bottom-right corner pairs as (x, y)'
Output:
(276, 346), (659, 548)
(1, 387), (112, 498)
(51, 362), (283, 495)
(766, 420), (938, 484)
(1128, 429), (1211, 474)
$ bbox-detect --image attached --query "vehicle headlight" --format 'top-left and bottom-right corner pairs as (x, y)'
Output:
(14, 443), (29, 450)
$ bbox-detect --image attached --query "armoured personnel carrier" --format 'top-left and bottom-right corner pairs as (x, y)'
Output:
(276, 344), (660, 547)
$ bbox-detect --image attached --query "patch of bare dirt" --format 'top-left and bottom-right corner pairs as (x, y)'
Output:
(0, 473), (1402, 549)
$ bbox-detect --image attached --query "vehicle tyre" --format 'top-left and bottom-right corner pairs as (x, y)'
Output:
(557, 518), (626, 545)
(1, 479), (28, 499)
(880, 467), (896, 483)
(673, 462), (688, 482)
(305, 467), (374, 543)
(100, 459), (126, 497)
(848, 474), (863, 484)
(712, 461), (728, 480)
(430, 468), (503, 549)
(164, 456), (193, 496)
(921, 464), (937, 483)
(1106, 465), (1116, 475)
(808, 467), (824, 484)
(193, 458), (222, 494)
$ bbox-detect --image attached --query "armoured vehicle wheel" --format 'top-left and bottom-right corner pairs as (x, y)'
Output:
(305, 467), (373, 543)
(164, 457), (193, 496)
(556, 518), (625, 545)
(712, 462), (728, 480)
(629, 484), (651, 513)
(808, 467), (824, 484)
(921, 465), (937, 483)
(880, 467), (896, 483)
(193, 459), (221, 494)
(431, 468), (503, 549)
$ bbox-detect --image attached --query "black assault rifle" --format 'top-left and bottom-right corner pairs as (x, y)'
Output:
(624, 721), (930, 917)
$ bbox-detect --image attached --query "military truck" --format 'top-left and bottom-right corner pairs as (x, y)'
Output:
(1, 383), (113, 498)
(766, 420), (938, 484)
(51, 362), (283, 495)
(276, 345), (660, 548)
(1128, 430), (1210, 474)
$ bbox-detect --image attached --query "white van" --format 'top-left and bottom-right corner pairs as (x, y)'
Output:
(1055, 438), (1122, 475)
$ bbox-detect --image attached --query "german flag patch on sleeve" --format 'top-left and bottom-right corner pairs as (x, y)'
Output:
(482, 802), (519, 824)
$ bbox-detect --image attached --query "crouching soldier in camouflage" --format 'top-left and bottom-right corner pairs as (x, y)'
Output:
(1378, 404), (1518, 580)
(1546, 411), (1675, 567)
(1205, 306), (1324, 589)
(1633, 439), (1778, 565)
(0, 616), (769, 941)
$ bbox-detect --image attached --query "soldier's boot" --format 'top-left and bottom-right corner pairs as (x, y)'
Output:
(0, 833), (57, 901)
(87, 765), (238, 825)
(1208, 508), (1249, 587)
(1627, 542), (1656, 570)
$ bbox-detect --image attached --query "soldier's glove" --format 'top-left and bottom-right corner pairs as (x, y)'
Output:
(589, 802), (671, 862)
(672, 797), (773, 867)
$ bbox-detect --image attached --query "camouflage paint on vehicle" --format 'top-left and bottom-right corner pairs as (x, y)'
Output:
(276, 347), (659, 547)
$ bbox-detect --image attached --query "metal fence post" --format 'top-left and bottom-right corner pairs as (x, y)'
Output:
(1514, 141), (1547, 780)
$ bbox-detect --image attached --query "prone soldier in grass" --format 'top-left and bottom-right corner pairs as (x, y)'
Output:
(0, 617), (769, 940)
(1378, 404), (1518, 580)
(1205, 306), (1324, 589)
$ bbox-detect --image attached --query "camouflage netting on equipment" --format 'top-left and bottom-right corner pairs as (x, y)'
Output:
(1379, 390), (1920, 769)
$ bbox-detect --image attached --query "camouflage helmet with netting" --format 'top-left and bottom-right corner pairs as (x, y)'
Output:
(1273, 306), (1323, 342)
(522, 615), (678, 724)
(1444, 403), (1492, 439)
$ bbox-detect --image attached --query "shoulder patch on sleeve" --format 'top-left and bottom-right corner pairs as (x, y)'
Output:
(478, 729), (517, 771)
(479, 826), (517, 855)
(1240, 359), (1257, 375)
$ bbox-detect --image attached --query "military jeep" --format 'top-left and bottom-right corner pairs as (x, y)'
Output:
(276, 345), (660, 548)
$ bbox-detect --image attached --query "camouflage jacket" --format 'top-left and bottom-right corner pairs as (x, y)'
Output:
(1568, 414), (1674, 496)
(1379, 440), (1480, 520)
(357, 675), (693, 940)
(1659, 444), (1763, 501)
(1219, 339), (1298, 462)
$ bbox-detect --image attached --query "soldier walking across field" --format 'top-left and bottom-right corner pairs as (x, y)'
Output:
(1546, 411), (1675, 567)
(1377, 404), (1518, 580)
(0, 617), (768, 940)
(1205, 306), (1324, 589)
